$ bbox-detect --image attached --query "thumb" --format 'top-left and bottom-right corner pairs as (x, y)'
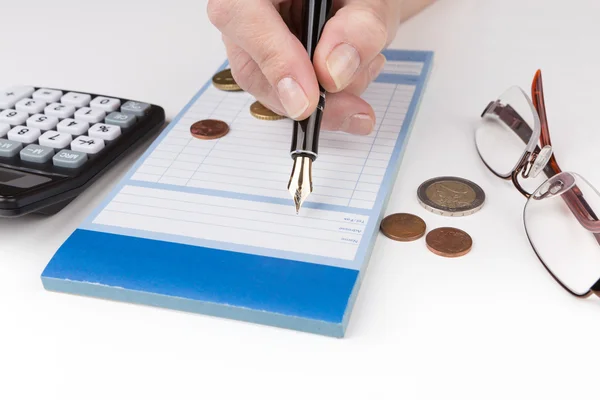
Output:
(313, 1), (399, 92)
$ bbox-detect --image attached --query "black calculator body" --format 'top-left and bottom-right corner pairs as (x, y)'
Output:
(0, 86), (165, 217)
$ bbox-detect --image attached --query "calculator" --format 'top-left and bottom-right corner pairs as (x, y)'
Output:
(0, 86), (165, 217)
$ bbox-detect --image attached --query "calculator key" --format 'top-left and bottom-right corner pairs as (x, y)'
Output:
(33, 88), (63, 103)
(20, 144), (54, 163)
(0, 86), (35, 110)
(0, 109), (29, 126)
(7, 126), (41, 144)
(27, 114), (59, 131)
(121, 101), (150, 118)
(61, 92), (91, 108)
(90, 97), (121, 112)
(15, 98), (46, 114)
(74, 107), (105, 124)
(39, 131), (72, 149)
(88, 123), (121, 141)
(71, 135), (104, 154)
(105, 112), (136, 129)
(0, 123), (9, 138)
(57, 118), (89, 136)
(53, 149), (87, 168)
(44, 103), (75, 119)
(0, 139), (23, 158)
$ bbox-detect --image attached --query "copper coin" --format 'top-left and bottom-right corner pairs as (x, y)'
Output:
(425, 227), (473, 257)
(250, 101), (285, 120)
(212, 69), (241, 91)
(380, 213), (426, 242)
(190, 119), (229, 140)
(417, 176), (485, 217)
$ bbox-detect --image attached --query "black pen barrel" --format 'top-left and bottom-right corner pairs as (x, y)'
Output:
(290, 0), (332, 161)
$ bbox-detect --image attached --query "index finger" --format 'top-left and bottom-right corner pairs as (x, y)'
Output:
(207, 0), (320, 120)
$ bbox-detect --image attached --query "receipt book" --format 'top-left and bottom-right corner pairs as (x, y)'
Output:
(41, 49), (433, 337)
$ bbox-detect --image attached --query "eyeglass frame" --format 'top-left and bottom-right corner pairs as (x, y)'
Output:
(477, 70), (600, 298)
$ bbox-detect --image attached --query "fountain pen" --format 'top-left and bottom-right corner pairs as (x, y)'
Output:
(287, 0), (332, 214)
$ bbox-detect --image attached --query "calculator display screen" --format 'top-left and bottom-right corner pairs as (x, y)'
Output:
(0, 167), (51, 189)
(0, 169), (24, 182)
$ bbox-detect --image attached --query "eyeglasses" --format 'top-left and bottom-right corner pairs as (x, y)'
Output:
(475, 70), (600, 298)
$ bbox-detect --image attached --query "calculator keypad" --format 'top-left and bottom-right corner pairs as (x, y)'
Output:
(16, 98), (46, 114)
(57, 119), (88, 136)
(27, 114), (59, 131)
(0, 86), (35, 109)
(90, 97), (120, 113)
(52, 149), (87, 168)
(33, 88), (62, 103)
(71, 136), (104, 154)
(44, 103), (75, 119)
(0, 109), (29, 126)
(39, 131), (72, 149)
(61, 92), (91, 108)
(105, 112), (135, 129)
(121, 101), (150, 118)
(89, 123), (121, 141)
(8, 126), (41, 144)
(0, 123), (10, 137)
(0, 86), (151, 173)
(20, 144), (54, 163)
(75, 107), (105, 124)
(0, 139), (23, 157)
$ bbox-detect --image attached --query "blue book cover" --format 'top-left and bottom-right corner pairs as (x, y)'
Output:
(41, 49), (433, 337)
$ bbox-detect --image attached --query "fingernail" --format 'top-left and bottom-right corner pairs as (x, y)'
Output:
(340, 113), (374, 135)
(326, 43), (360, 90)
(369, 54), (386, 80)
(276, 77), (309, 119)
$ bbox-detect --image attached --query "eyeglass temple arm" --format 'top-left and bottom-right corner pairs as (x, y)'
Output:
(482, 83), (600, 233)
(562, 190), (600, 234)
(489, 103), (600, 232)
(531, 71), (600, 234)
(532, 71), (561, 173)
(481, 102), (557, 179)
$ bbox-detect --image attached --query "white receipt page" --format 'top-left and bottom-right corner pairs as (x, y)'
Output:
(83, 52), (431, 269)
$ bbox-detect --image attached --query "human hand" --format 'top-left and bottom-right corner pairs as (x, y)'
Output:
(207, 0), (429, 135)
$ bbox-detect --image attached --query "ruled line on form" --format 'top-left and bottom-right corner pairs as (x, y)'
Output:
(130, 83), (415, 210)
(92, 186), (368, 260)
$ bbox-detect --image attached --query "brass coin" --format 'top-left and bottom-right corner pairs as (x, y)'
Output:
(250, 101), (285, 120)
(425, 227), (473, 258)
(212, 69), (241, 91)
(417, 176), (485, 217)
(190, 119), (229, 140)
(380, 213), (426, 242)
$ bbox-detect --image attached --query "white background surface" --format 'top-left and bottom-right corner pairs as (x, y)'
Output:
(1, 0), (600, 398)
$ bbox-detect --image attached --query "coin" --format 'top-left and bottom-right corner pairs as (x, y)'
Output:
(212, 69), (241, 91)
(425, 227), (472, 257)
(250, 101), (285, 120)
(417, 176), (485, 216)
(190, 119), (229, 140)
(380, 213), (426, 242)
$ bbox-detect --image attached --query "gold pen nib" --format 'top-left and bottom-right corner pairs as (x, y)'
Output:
(287, 156), (313, 214)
